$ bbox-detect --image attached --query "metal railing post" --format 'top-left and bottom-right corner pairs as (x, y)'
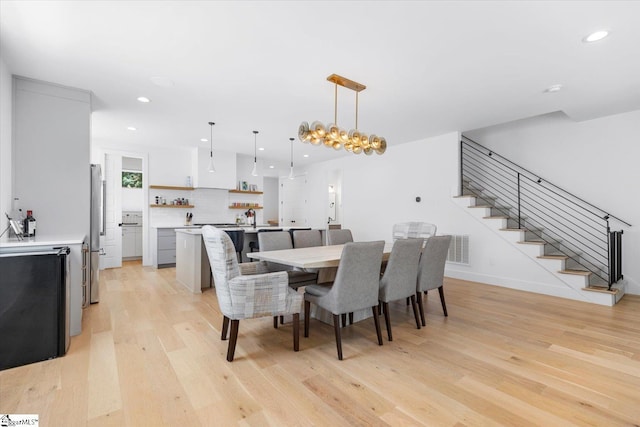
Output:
(517, 173), (521, 229)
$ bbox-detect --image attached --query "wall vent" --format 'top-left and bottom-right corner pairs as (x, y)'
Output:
(447, 234), (469, 265)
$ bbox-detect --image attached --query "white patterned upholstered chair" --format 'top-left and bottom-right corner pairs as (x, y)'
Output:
(326, 229), (354, 245)
(392, 222), (437, 241)
(378, 238), (424, 341)
(416, 235), (452, 325)
(202, 226), (303, 361)
(304, 241), (385, 360)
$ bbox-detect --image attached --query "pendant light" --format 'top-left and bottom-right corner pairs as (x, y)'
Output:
(288, 137), (295, 180)
(208, 122), (215, 173)
(251, 130), (259, 176)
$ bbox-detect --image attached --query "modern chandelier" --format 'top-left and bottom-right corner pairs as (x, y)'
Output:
(298, 74), (386, 155)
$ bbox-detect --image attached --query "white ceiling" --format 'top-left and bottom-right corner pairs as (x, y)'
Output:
(1, 1), (639, 166)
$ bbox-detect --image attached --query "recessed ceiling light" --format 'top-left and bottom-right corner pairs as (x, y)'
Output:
(269, 165), (274, 169)
(201, 138), (208, 142)
(150, 76), (175, 88)
(127, 126), (137, 131)
(137, 96), (150, 103)
(583, 30), (609, 43)
(544, 84), (563, 93)
(258, 147), (265, 151)
(303, 154), (309, 158)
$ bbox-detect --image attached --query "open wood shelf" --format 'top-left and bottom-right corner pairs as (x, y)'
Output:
(150, 204), (195, 208)
(229, 189), (263, 195)
(229, 206), (263, 209)
(149, 185), (194, 191)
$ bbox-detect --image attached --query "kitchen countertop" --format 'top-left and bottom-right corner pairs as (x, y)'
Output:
(0, 234), (86, 249)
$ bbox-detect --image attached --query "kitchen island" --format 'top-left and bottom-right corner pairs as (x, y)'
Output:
(174, 226), (289, 293)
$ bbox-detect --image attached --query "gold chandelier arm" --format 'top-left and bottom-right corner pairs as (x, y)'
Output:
(334, 81), (338, 125)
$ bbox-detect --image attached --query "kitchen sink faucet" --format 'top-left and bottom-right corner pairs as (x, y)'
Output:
(246, 209), (256, 229)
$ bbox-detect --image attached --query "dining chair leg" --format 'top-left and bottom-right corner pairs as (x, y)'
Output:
(406, 297), (410, 306)
(378, 302), (382, 316)
(438, 286), (448, 317)
(273, 316), (278, 329)
(371, 306), (383, 346)
(292, 313), (300, 351)
(416, 292), (426, 326)
(341, 313), (347, 328)
(304, 301), (310, 337)
(333, 314), (343, 360)
(221, 316), (229, 340)
(410, 294), (421, 329)
(382, 302), (392, 341)
(348, 312), (353, 325)
(227, 319), (240, 362)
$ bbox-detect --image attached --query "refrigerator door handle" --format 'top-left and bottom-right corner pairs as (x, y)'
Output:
(101, 180), (106, 236)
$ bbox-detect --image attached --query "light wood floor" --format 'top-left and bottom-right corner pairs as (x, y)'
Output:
(2, 260), (640, 426)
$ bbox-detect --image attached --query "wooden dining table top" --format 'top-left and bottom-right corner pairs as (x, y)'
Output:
(246, 242), (394, 269)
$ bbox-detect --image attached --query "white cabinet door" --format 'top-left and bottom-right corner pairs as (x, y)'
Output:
(122, 228), (135, 258)
(100, 153), (123, 269)
(192, 147), (237, 189)
(280, 175), (308, 226)
(134, 227), (143, 257)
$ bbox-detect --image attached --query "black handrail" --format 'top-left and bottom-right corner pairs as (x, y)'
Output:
(460, 136), (630, 288)
(462, 136), (631, 227)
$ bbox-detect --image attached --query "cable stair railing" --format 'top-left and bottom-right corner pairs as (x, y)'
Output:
(460, 136), (631, 291)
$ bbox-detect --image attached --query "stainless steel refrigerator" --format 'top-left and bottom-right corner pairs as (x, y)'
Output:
(89, 164), (104, 304)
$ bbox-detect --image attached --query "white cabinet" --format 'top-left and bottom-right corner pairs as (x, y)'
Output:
(192, 147), (236, 189)
(122, 227), (142, 258)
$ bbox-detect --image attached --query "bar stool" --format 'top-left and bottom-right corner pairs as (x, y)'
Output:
(224, 229), (245, 262)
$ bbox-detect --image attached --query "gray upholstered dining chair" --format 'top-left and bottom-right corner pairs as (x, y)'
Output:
(326, 229), (354, 245)
(378, 238), (423, 341)
(392, 222), (437, 241)
(416, 235), (452, 326)
(304, 241), (385, 360)
(292, 229), (322, 248)
(201, 226), (303, 362)
(258, 231), (317, 289)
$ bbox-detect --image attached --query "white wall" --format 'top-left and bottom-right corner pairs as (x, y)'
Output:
(465, 110), (640, 294)
(13, 77), (91, 237)
(0, 55), (12, 224)
(263, 176), (279, 224)
(301, 131), (589, 299)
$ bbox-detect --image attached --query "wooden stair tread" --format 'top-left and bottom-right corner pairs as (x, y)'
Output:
(537, 255), (569, 260)
(500, 228), (524, 232)
(483, 215), (509, 219)
(559, 269), (592, 276)
(469, 205), (493, 208)
(582, 286), (619, 295)
(518, 240), (546, 245)
(453, 195), (475, 199)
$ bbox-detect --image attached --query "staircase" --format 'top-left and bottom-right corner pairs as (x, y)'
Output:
(455, 137), (630, 306)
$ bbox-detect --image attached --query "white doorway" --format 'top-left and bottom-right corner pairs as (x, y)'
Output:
(121, 156), (144, 261)
(100, 150), (149, 269)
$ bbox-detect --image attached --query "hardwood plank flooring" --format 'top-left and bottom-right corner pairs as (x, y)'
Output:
(2, 260), (640, 426)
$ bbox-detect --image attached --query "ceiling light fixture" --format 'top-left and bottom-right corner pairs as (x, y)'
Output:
(201, 138), (208, 142)
(544, 84), (563, 93)
(208, 122), (215, 173)
(137, 96), (150, 103)
(288, 137), (295, 180)
(298, 74), (386, 155)
(583, 30), (609, 43)
(303, 154), (309, 158)
(251, 131), (259, 176)
(127, 126), (137, 131)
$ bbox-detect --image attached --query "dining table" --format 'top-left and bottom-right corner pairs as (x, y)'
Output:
(247, 241), (394, 324)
